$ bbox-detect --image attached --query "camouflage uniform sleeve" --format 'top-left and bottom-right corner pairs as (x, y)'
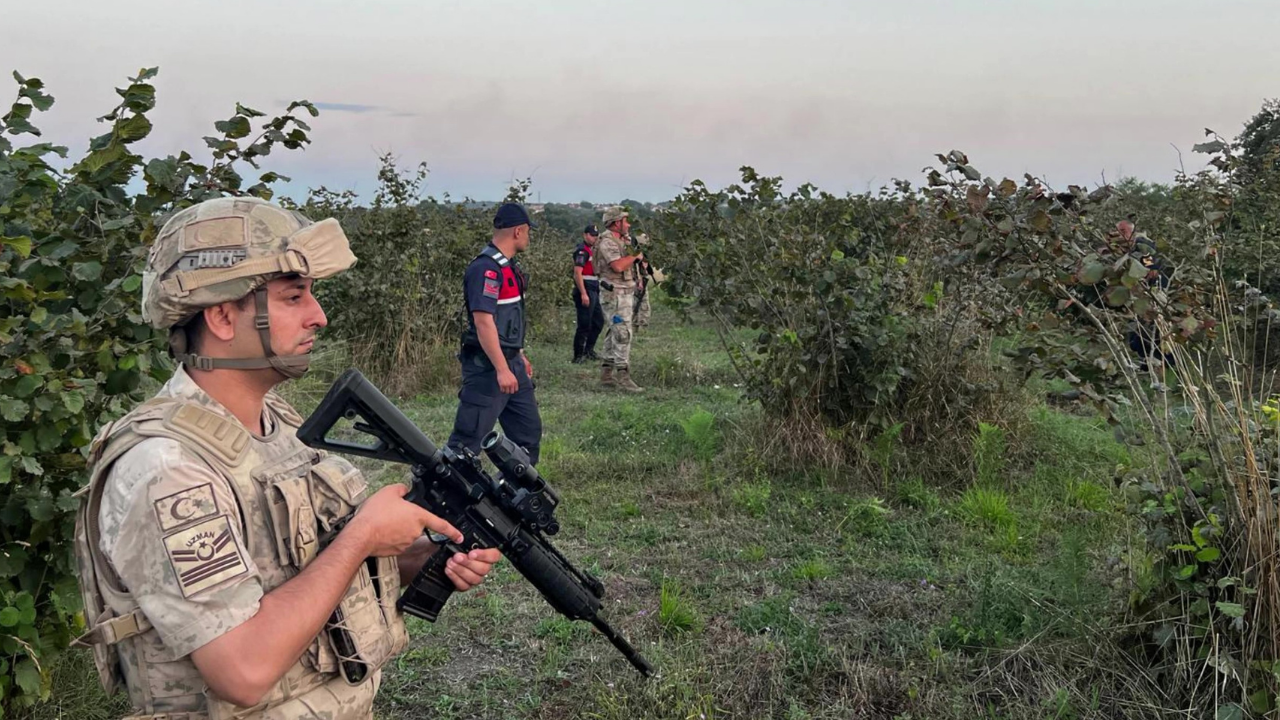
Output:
(99, 437), (263, 659)
(595, 236), (624, 268)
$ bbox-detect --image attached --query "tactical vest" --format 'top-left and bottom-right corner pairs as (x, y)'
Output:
(461, 246), (527, 351)
(572, 242), (598, 285)
(72, 388), (408, 720)
(596, 230), (637, 290)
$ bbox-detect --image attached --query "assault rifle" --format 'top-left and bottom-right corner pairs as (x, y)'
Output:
(628, 232), (663, 322)
(297, 369), (653, 677)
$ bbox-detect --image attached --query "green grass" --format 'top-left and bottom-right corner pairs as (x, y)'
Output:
(32, 304), (1152, 720)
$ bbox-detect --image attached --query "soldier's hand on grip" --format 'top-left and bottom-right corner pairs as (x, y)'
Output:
(350, 484), (462, 556)
(445, 548), (502, 591)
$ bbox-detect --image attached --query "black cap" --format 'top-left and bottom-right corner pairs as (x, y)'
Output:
(584, 224), (599, 236)
(493, 202), (536, 230)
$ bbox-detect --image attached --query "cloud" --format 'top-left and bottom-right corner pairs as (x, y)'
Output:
(310, 102), (382, 114)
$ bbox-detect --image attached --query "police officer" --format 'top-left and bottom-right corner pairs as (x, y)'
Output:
(596, 206), (645, 392)
(572, 224), (605, 363)
(446, 202), (543, 464)
(73, 197), (500, 720)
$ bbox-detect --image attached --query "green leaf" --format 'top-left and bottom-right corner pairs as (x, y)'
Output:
(1196, 547), (1221, 562)
(1174, 564), (1197, 580)
(13, 375), (41, 398)
(0, 457), (10, 484)
(1216, 602), (1245, 618)
(19, 455), (42, 476)
(76, 142), (127, 175)
(1, 236), (33, 258)
(72, 261), (104, 282)
(215, 115), (252, 140)
(1194, 140), (1228, 155)
(14, 659), (41, 697)
(1079, 263), (1106, 285)
(1104, 286), (1130, 307)
(0, 607), (19, 627)
(36, 423), (61, 452)
(61, 391), (85, 414)
(0, 398), (29, 422)
(28, 306), (48, 326)
(116, 114), (153, 143)
(122, 274), (142, 293)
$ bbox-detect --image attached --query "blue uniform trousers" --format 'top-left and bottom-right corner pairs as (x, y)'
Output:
(447, 347), (542, 465)
(572, 282), (604, 359)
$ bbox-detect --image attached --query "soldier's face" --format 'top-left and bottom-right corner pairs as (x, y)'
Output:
(229, 275), (327, 358)
(270, 276), (327, 355)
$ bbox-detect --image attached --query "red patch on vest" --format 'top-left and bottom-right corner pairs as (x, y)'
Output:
(498, 267), (522, 300)
(484, 269), (498, 279)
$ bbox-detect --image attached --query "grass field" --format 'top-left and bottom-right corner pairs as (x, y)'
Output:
(28, 301), (1160, 720)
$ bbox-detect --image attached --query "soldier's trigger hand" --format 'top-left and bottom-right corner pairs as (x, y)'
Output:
(497, 367), (519, 394)
(350, 484), (463, 557)
(445, 548), (503, 591)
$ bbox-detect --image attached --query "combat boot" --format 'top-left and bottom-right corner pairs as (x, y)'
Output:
(616, 367), (644, 393)
(601, 365), (617, 388)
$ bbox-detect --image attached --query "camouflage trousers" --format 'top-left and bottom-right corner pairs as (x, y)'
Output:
(601, 286), (636, 369)
(634, 287), (651, 329)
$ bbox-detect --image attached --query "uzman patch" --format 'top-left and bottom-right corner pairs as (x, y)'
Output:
(163, 515), (249, 598)
(153, 482), (218, 532)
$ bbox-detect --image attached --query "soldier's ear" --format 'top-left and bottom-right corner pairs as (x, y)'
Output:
(202, 301), (243, 344)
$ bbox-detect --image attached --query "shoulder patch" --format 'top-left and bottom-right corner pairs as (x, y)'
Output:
(484, 269), (499, 279)
(164, 514), (250, 598)
(154, 483), (219, 532)
(163, 404), (250, 466)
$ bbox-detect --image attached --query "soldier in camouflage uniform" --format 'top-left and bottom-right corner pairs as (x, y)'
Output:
(595, 206), (645, 392)
(72, 197), (501, 720)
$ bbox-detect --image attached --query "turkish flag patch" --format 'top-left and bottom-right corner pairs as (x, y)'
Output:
(153, 483), (218, 532)
(484, 270), (499, 279)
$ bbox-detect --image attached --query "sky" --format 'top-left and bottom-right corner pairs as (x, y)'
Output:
(5, 0), (1279, 203)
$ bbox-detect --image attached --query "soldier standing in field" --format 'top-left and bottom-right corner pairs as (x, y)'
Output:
(72, 197), (500, 720)
(596, 206), (645, 392)
(446, 202), (543, 464)
(571, 224), (605, 363)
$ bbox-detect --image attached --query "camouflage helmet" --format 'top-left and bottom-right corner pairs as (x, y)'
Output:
(601, 206), (628, 225)
(142, 197), (357, 378)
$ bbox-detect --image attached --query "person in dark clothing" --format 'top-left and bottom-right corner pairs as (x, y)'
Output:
(571, 224), (605, 363)
(447, 202), (543, 464)
(1118, 220), (1174, 371)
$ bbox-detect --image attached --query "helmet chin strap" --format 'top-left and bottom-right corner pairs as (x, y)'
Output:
(171, 286), (312, 379)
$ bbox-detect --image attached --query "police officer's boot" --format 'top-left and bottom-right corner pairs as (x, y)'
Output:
(601, 365), (617, 388)
(616, 367), (644, 393)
